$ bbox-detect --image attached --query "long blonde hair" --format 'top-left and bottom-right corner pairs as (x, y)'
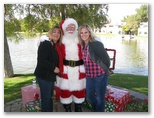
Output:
(47, 26), (63, 46)
(78, 24), (96, 47)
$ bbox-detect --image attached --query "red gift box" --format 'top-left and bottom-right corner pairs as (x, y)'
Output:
(105, 86), (131, 112)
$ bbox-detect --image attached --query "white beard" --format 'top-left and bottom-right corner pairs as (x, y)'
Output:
(62, 31), (79, 60)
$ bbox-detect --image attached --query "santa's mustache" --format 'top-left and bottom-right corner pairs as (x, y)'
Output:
(64, 31), (76, 35)
(64, 31), (77, 39)
(67, 31), (74, 33)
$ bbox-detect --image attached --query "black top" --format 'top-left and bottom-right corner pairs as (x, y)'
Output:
(34, 40), (59, 82)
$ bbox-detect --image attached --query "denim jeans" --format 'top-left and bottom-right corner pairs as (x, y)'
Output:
(36, 77), (55, 112)
(86, 74), (108, 112)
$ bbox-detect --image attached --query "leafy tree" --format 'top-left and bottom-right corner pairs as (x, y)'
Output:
(122, 4), (148, 35)
(4, 4), (15, 77)
(122, 15), (139, 35)
(34, 19), (50, 33)
(135, 4), (148, 22)
(21, 14), (37, 32)
(5, 4), (109, 34)
(49, 16), (62, 28)
(4, 18), (21, 37)
(4, 4), (109, 77)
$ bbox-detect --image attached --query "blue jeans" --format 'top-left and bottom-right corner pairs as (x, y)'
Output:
(36, 77), (55, 112)
(86, 74), (108, 112)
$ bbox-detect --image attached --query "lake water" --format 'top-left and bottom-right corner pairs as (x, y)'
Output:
(8, 35), (148, 76)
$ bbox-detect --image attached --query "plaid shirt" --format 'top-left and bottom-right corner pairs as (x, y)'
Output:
(82, 45), (105, 78)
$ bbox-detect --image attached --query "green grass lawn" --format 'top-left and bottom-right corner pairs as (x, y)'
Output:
(108, 73), (148, 95)
(4, 73), (148, 103)
(4, 74), (35, 103)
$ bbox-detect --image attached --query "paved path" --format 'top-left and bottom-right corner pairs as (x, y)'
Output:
(4, 98), (91, 112)
(4, 86), (148, 112)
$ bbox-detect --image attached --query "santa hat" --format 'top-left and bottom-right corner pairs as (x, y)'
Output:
(60, 18), (78, 35)
(60, 20), (65, 35)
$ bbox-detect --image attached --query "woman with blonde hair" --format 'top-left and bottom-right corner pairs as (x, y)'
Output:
(34, 26), (62, 112)
(78, 25), (110, 112)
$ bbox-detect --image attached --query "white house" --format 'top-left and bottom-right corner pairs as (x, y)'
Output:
(94, 21), (148, 36)
(138, 22), (148, 36)
(94, 22), (125, 35)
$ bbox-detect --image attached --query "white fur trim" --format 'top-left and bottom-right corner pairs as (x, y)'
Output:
(62, 18), (78, 32)
(55, 68), (86, 91)
(37, 35), (50, 46)
(79, 65), (85, 73)
(60, 96), (73, 104)
(55, 75), (61, 87)
(63, 65), (68, 74)
(59, 67), (86, 91)
(73, 96), (85, 103)
(62, 36), (79, 60)
(59, 38), (86, 91)
(40, 35), (50, 42)
(95, 36), (101, 42)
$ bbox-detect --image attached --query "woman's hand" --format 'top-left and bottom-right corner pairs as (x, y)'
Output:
(54, 67), (60, 73)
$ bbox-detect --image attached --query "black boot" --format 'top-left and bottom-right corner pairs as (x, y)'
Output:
(75, 103), (83, 112)
(63, 103), (72, 112)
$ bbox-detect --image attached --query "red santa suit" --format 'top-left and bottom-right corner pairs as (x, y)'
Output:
(55, 18), (86, 105)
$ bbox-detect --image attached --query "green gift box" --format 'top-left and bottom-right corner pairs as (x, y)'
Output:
(25, 100), (41, 112)
(105, 101), (116, 112)
(82, 99), (116, 112)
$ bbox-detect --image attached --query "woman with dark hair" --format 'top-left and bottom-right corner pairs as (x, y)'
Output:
(34, 26), (62, 112)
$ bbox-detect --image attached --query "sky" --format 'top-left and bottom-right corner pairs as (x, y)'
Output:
(107, 4), (143, 23)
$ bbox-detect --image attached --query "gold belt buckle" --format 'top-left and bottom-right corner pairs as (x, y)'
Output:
(69, 60), (76, 67)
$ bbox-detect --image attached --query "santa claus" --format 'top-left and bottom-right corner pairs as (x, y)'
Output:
(55, 18), (86, 112)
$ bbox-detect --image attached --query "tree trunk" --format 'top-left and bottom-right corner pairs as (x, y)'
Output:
(4, 30), (14, 77)
(60, 4), (66, 20)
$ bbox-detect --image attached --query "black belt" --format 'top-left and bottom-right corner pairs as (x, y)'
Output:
(63, 59), (84, 67)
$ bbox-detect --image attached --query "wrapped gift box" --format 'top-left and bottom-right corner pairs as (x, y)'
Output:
(82, 99), (93, 111)
(21, 85), (41, 107)
(105, 86), (131, 112)
(82, 99), (116, 112)
(105, 101), (116, 112)
(26, 100), (41, 112)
